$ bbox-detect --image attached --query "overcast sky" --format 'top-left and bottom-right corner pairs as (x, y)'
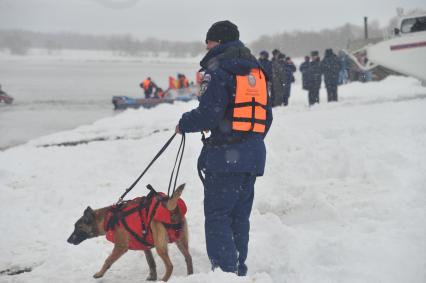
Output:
(0, 0), (424, 42)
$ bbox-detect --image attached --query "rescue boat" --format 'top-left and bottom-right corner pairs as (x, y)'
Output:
(112, 87), (198, 110)
(0, 93), (13, 104)
(112, 96), (174, 110)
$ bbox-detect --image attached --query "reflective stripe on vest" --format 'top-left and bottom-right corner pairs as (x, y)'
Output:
(232, 68), (267, 133)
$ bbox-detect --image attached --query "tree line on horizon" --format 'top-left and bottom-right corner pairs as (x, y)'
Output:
(0, 14), (414, 58)
(250, 22), (386, 58)
(0, 30), (205, 57)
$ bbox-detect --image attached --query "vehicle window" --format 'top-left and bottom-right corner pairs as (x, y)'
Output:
(401, 16), (426, 33)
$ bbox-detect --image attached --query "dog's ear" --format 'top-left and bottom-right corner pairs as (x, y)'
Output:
(83, 206), (95, 223)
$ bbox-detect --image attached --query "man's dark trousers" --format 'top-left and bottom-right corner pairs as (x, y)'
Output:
(308, 88), (320, 105)
(327, 84), (338, 102)
(283, 83), (291, 106)
(203, 172), (256, 276)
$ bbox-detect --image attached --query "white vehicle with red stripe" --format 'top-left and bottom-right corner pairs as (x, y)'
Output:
(348, 13), (426, 83)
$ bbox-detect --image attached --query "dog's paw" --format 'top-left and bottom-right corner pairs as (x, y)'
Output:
(146, 272), (157, 281)
(93, 271), (104, 279)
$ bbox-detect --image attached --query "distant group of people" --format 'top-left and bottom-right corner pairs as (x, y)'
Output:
(258, 49), (296, 107)
(258, 48), (344, 107)
(300, 48), (343, 105)
(139, 73), (193, 99)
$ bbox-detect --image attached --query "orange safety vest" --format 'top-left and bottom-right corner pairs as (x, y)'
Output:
(178, 77), (189, 89)
(169, 76), (178, 89)
(142, 79), (151, 91)
(232, 68), (267, 133)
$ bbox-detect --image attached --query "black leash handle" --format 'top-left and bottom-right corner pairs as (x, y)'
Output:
(167, 133), (186, 197)
(116, 133), (177, 204)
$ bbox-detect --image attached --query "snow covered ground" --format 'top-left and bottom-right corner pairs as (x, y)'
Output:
(0, 75), (426, 283)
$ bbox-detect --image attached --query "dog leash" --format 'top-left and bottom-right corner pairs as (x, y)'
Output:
(116, 132), (185, 205)
(167, 133), (185, 197)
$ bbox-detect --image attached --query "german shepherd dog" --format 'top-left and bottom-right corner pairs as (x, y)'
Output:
(67, 184), (193, 282)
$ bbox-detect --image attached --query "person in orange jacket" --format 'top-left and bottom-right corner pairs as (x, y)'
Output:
(177, 74), (189, 89)
(140, 77), (158, 98)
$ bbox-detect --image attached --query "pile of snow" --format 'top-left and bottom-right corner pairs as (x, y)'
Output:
(1, 76), (425, 283)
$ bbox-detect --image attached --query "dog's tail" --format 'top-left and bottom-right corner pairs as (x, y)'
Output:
(166, 183), (185, 211)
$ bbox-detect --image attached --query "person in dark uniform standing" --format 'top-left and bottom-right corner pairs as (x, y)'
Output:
(271, 49), (285, 107)
(299, 56), (310, 91)
(258, 50), (272, 96)
(282, 56), (296, 106)
(175, 20), (273, 276)
(306, 51), (322, 106)
(321, 48), (342, 102)
(258, 50), (272, 79)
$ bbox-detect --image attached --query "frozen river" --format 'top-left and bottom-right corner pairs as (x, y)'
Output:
(0, 53), (199, 149)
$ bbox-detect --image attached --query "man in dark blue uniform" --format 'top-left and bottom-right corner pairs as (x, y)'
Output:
(258, 50), (272, 79)
(175, 20), (273, 276)
(306, 50), (322, 106)
(320, 48), (342, 102)
(282, 56), (296, 106)
(299, 55), (310, 91)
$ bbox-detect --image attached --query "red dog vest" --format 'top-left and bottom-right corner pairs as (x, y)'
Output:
(104, 193), (187, 250)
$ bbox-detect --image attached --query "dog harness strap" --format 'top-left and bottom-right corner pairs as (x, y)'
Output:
(105, 208), (121, 231)
(137, 203), (147, 236)
(105, 197), (155, 248)
(108, 197), (150, 223)
(120, 217), (153, 248)
(148, 199), (162, 225)
(120, 207), (141, 218)
(163, 223), (183, 230)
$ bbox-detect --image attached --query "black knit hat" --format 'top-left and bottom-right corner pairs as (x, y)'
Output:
(325, 48), (333, 55)
(206, 20), (239, 44)
(272, 49), (281, 56)
(259, 50), (269, 59)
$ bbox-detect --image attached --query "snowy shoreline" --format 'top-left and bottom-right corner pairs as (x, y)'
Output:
(0, 48), (202, 63)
